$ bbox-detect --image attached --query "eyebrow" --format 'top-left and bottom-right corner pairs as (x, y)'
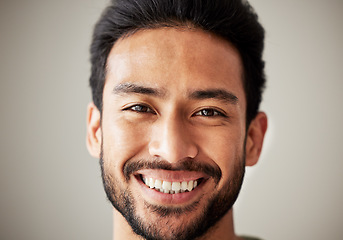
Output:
(113, 82), (238, 104)
(113, 82), (166, 98)
(189, 89), (239, 105)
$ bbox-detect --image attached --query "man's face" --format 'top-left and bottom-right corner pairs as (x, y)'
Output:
(98, 28), (248, 240)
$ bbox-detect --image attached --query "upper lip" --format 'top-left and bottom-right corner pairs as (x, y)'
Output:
(135, 169), (209, 182)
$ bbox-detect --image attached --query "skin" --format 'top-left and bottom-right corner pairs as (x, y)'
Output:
(87, 28), (267, 240)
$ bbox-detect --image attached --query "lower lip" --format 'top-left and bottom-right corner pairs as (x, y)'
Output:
(134, 175), (206, 205)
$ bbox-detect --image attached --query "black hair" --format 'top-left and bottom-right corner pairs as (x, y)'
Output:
(89, 0), (265, 125)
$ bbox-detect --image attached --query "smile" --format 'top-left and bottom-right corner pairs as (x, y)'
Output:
(141, 175), (202, 194)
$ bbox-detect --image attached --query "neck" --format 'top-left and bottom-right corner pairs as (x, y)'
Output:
(112, 208), (240, 240)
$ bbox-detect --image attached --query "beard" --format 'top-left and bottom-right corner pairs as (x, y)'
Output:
(100, 145), (246, 240)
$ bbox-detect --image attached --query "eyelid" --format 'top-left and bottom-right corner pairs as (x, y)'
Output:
(122, 103), (156, 114)
(192, 107), (228, 118)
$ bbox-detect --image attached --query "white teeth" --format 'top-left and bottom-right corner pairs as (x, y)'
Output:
(172, 182), (181, 192)
(155, 179), (162, 189)
(172, 182), (181, 194)
(181, 181), (188, 193)
(142, 176), (200, 194)
(187, 180), (194, 191)
(148, 178), (154, 188)
(162, 181), (172, 191)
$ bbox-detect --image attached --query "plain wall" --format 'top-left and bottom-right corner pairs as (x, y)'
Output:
(0, 0), (342, 239)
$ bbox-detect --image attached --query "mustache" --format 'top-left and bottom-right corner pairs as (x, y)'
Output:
(123, 158), (222, 184)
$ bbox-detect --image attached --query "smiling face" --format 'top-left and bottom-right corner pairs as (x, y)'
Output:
(87, 27), (267, 240)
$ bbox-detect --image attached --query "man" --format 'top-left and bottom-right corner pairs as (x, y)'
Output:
(86, 0), (268, 239)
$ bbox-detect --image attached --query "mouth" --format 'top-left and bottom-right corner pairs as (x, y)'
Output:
(140, 174), (204, 194)
(133, 170), (210, 205)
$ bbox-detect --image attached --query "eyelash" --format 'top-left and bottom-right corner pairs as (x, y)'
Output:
(192, 108), (226, 117)
(123, 104), (227, 118)
(123, 104), (156, 114)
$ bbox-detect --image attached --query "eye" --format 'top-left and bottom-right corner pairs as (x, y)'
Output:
(193, 108), (226, 117)
(123, 104), (156, 114)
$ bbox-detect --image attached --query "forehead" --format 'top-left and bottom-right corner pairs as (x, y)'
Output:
(105, 27), (245, 104)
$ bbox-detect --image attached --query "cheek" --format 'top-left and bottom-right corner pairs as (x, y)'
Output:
(101, 116), (150, 176)
(197, 128), (245, 186)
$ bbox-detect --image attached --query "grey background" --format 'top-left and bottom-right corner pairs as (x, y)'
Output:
(1, 0), (342, 239)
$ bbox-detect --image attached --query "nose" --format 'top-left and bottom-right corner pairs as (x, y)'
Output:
(148, 115), (199, 163)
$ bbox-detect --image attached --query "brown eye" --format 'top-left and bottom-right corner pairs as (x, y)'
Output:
(201, 109), (214, 116)
(131, 105), (147, 112)
(125, 104), (155, 114)
(194, 108), (225, 117)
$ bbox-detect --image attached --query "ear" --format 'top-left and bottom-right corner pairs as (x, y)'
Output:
(245, 112), (268, 166)
(86, 102), (102, 158)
